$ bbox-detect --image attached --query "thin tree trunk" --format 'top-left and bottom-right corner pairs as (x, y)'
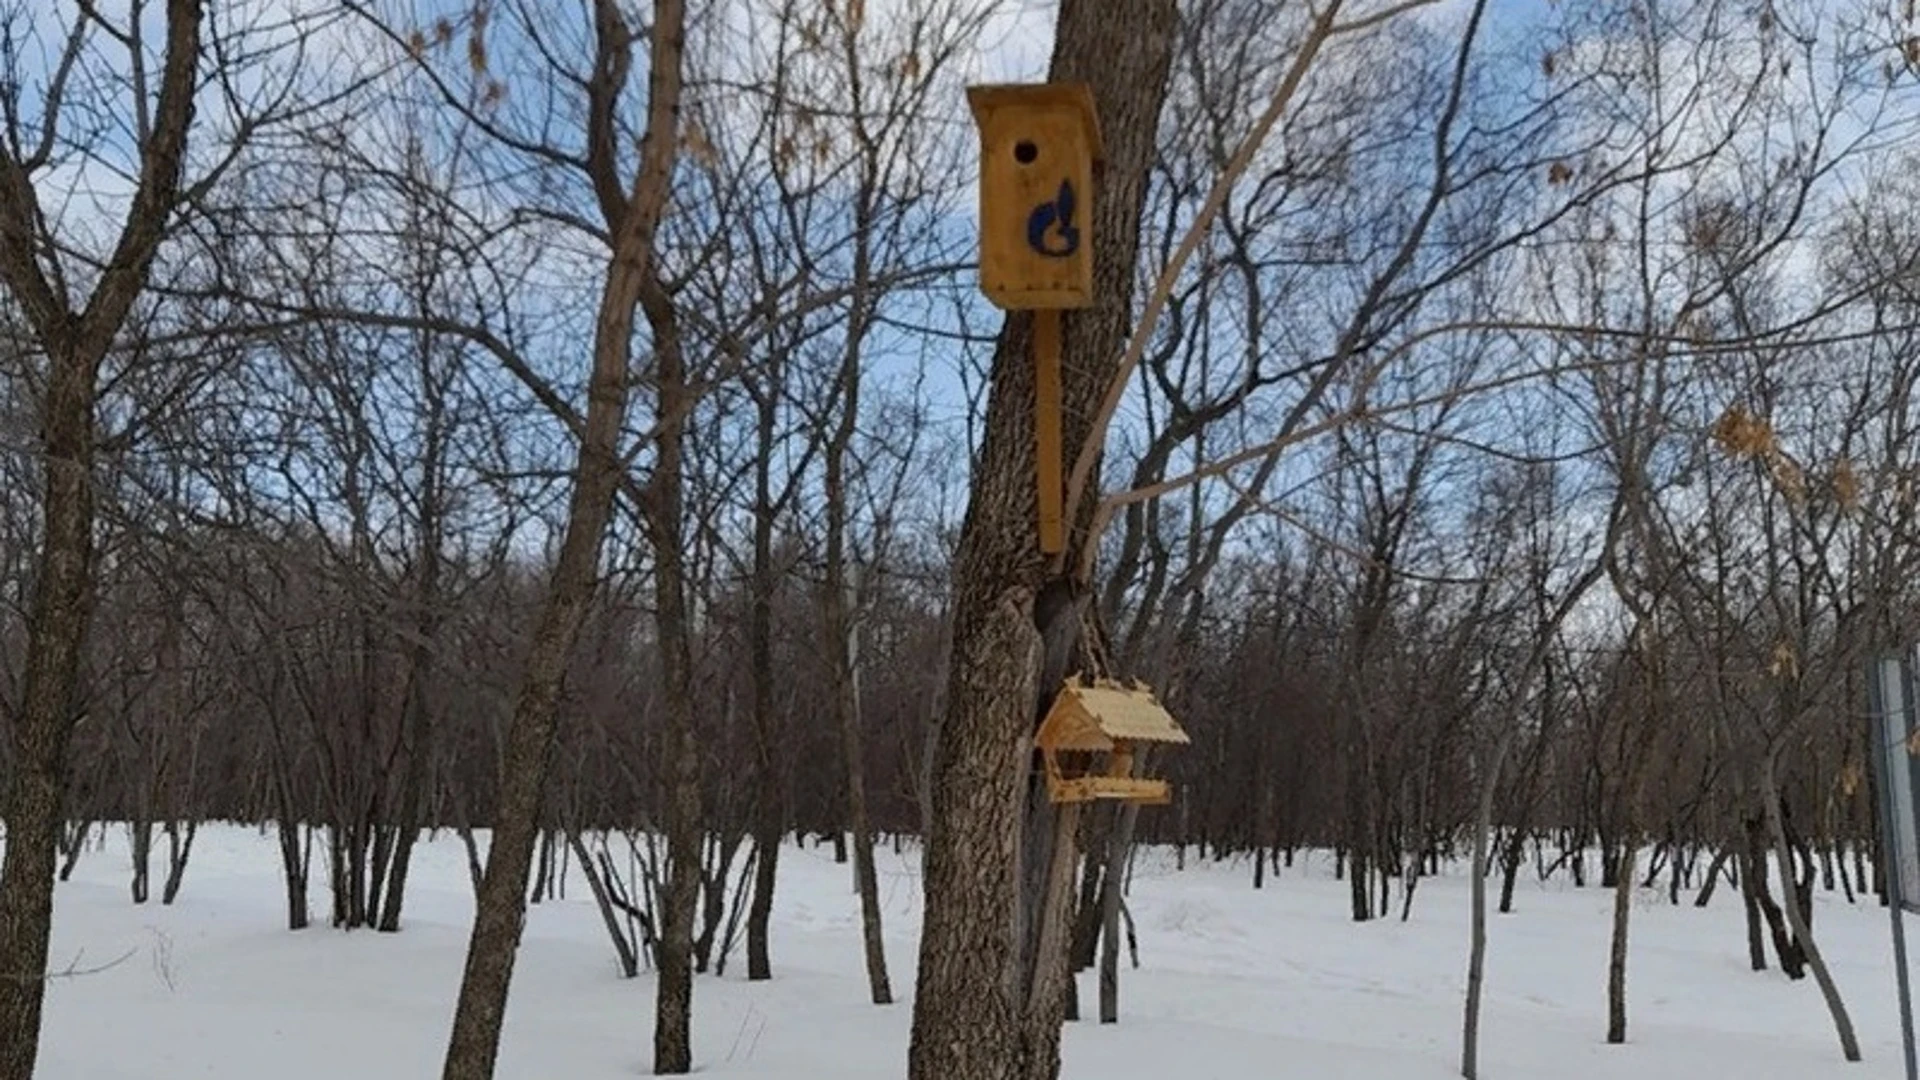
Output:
(692, 836), (746, 974)
(745, 341), (783, 981)
(1746, 815), (1803, 977)
(1694, 848), (1731, 907)
(837, 626), (892, 1004)
(1096, 809), (1140, 1024)
(1761, 760), (1860, 1061)
(1460, 563), (1612, 1073)
(1348, 814), (1374, 920)
(277, 818), (310, 931)
(569, 831), (640, 979)
(131, 817), (153, 904)
(640, 12), (701, 1063)
(1096, 769), (1146, 1025)
(455, 820), (484, 901)
(1463, 729), (1519, 1078)
(1497, 832), (1524, 914)
(439, 5), (685, 1074)
(713, 846), (758, 978)
(1097, 864), (1121, 1024)
(378, 603), (438, 931)
(1019, 799), (1084, 1080)
(745, 819), (779, 981)
(1606, 844), (1636, 1043)
(58, 821), (91, 882)
(378, 169), (452, 934)
(161, 820), (197, 905)
(824, 229), (892, 1004)
(1069, 809), (1113, 974)
(1740, 849), (1768, 970)
(530, 830), (554, 906)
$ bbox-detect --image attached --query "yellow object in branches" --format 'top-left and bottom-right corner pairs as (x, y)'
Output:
(1711, 404), (1778, 459)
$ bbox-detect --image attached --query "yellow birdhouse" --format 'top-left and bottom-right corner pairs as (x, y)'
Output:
(1035, 676), (1189, 805)
(966, 83), (1102, 310)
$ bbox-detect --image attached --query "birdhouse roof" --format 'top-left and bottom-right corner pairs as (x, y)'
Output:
(965, 82), (1104, 162)
(1036, 677), (1189, 752)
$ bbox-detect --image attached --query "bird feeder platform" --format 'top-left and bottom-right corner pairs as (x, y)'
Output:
(1035, 676), (1190, 805)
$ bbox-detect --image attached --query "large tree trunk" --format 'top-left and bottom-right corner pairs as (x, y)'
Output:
(0, 339), (104, 1079)
(0, 6), (203, 1077)
(906, 4), (1176, 1077)
(438, 5), (685, 1075)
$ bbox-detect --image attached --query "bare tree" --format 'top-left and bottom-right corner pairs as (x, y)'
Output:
(0, 5), (203, 1075)
(434, 2), (690, 1076)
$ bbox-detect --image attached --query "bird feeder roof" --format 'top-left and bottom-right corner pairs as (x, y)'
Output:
(1036, 677), (1190, 753)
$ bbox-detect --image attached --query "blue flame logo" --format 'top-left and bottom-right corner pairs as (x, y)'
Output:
(1026, 179), (1080, 258)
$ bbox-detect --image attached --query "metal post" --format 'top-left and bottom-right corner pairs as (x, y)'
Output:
(1869, 654), (1919, 1080)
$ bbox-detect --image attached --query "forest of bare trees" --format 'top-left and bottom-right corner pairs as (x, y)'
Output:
(6, 0), (1920, 1077)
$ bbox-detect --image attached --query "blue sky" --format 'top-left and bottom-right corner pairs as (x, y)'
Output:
(10, 0), (1896, 595)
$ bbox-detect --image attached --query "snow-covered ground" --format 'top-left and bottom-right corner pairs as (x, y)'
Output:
(23, 826), (1917, 1078)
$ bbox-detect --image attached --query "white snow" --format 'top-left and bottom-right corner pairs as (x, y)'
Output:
(21, 826), (1917, 1078)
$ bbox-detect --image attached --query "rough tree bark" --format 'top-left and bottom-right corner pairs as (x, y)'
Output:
(438, 3), (685, 1077)
(0, 6), (203, 1078)
(906, 3), (1176, 1079)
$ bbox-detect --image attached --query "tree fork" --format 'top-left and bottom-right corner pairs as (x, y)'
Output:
(438, 2), (686, 1075)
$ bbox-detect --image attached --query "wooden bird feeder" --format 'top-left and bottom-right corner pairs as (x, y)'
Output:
(1035, 676), (1190, 805)
(966, 82), (1102, 554)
